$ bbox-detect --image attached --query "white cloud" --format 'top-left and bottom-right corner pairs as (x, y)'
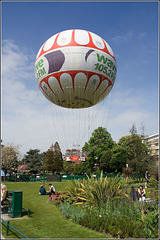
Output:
(1, 40), (158, 157)
(1, 40), (111, 155)
(109, 110), (149, 127)
(111, 31), (133, 44)
(2, 40), (34, 80)
(138, 32), (147, 40)
(107, 86), (158, 142)
(111, 88), (145, 108)
(2, 40), (45, 153)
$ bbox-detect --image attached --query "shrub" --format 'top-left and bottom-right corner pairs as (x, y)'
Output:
(58, 201), (86, 222)
(149, 177), (158, 189)
(67, 172), (128, 209)
(52, 176), (159, 239)
(57, 199), (159, 238)
(143, 205), (159, 238)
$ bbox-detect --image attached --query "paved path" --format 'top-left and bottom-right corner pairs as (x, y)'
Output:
(1, 214), (22, 239)
(1, 233), (5, 239)
(1, 214), (22, 221)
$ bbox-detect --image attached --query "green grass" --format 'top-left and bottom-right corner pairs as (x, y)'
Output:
(125, 182), (159, 201)
(1, 181), (111, 239)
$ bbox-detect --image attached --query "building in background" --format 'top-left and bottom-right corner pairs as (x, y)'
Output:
(65, 149), (87, 164)
(142, 133), (159, 165)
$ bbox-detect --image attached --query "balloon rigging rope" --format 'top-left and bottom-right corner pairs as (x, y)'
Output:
(50, 105), (66, 153)
(36, 85), (64, 153)
(102, 92), (112, 127)
(37, 82), (115, 155)
(35, 85), (55, 150)
(38, 82), (114, 155)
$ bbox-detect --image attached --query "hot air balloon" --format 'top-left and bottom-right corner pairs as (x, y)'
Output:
(35, 29), (116, 109)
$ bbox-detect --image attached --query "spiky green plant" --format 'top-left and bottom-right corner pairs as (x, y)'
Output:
(67, 172), (127, 209)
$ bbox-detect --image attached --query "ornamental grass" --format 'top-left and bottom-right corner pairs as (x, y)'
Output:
(66, 172), (128, 209)
(49, 173), (159, 239)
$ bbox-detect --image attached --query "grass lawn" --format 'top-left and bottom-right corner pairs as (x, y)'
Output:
(1, 181), (111, 239)
(125, 182), (159, 201)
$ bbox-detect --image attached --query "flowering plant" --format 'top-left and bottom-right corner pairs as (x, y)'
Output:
(48, 192), (75, 205)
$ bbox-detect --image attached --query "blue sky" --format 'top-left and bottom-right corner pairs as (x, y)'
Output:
(1, 1), (159, 156)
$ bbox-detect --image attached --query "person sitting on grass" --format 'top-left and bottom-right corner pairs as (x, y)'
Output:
(138, 185), (146, 201)
(1, 185), (9, 205)
(46, 183), (55, 195)
(39, 185), (46, 195)
(129, 186), (139, 201)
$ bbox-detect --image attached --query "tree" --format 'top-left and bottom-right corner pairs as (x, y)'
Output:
(63, 160), (76, 174)
(118, 135), (153, 178)
(73, 162), (87, 175)
(1, 143), (20, 175)
(139, 122), (146, 137)
(18, 164), (27, 172)
(52, 142), (63, 173)
(44, 142), (63, 174)
(99, 149), (112, 173)
(22, 149), (45, 173)
(129, 123), (137, 135)
(130, 122), (147, 137)
(110, 145), (128, 172)
(44, 149), (54, 173)
(83, 127), (114, 173)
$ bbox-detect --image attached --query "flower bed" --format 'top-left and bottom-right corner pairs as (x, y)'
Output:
(48, 175), (159, 238)
(53, 197), (158, 238)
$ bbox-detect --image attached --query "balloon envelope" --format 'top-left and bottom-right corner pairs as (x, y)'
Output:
(35, 29), (117, 108)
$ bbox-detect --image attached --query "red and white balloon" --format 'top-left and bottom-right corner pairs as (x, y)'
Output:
(35, 29), (117, 108)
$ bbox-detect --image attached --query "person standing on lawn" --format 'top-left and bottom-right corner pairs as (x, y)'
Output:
(145, 170), (149, 188)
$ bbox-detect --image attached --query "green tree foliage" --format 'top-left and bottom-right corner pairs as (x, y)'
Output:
(63, 160), (75, 175)
(1, 144), (20, 175)
(22, 149), (45, 173)
(44, 142), (63, 174)
(99, 149), (112, 173)
(73, 162), (87, 175)
(118, 135), (152, 177)
(44, 149), (53, 173)
(83, 127), (114, 173)
(53, 142), (63, 172)
(110, 145), (128, 172)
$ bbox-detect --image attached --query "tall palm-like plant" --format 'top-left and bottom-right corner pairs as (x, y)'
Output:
(67, 172), (127, 209)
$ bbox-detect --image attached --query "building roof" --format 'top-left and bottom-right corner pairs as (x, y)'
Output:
(143, 133), (159, 142)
